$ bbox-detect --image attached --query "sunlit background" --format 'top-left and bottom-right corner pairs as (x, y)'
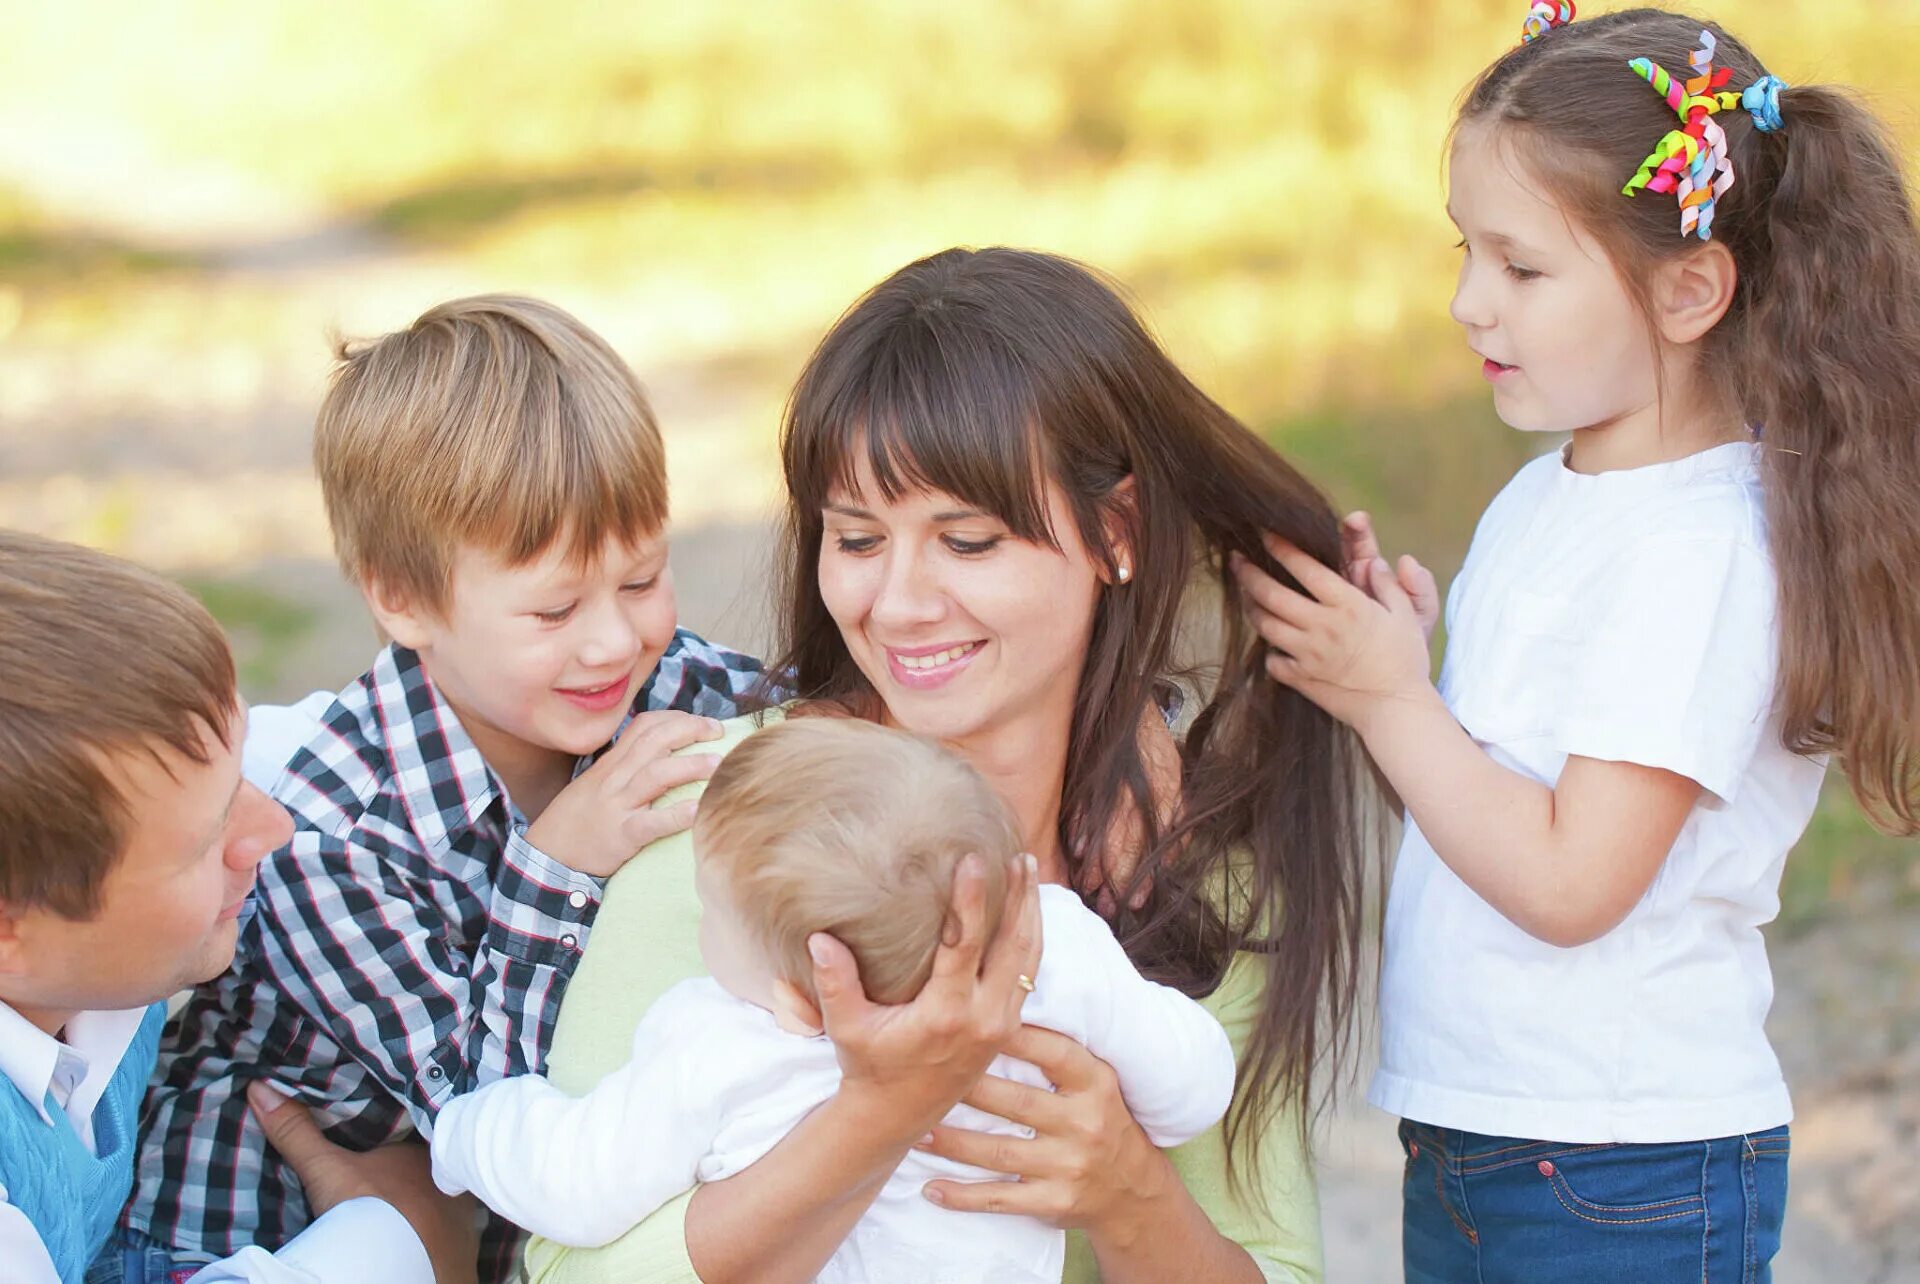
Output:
(3, 1), (1915, 1276)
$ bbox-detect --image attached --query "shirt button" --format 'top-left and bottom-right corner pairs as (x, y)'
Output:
(567, 890), (589, 910)
(428, 1067), (444, 1081)
(561, 934), (578, 950)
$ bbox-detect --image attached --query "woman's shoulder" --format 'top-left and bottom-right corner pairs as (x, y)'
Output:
(650, 705), (789, 808)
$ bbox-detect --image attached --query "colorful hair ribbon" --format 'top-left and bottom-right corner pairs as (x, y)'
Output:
(1520, 1), (1575, 43)
(1621, 30), (1746, 240)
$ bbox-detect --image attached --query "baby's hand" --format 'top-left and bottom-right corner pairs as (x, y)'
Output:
(1341, 511), (1440, 642)
(525, 711), (724, 878)
(1231, 534), (1432, 737)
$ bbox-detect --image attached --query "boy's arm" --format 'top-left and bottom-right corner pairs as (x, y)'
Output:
(1048, 895), (1236, 1148)
(254, 707), (723, 1132)
(250, 818), (600, 1127)
(431, 989), (716, 1248)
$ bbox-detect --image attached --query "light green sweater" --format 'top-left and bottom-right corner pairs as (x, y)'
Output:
(526, 711), (1323, 1284)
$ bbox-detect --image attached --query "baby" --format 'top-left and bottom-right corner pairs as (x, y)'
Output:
(429, 715), (1234, 1283)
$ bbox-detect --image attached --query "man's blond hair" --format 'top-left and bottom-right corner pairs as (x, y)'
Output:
(694, 716), (1021, 1005)
(0, 530), (238, 918)
(315, 294), (668, 613)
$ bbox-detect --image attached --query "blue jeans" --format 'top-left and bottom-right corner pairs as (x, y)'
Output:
(1400, 1119), (1791, 1283)
(85, 1227), (221, 1284)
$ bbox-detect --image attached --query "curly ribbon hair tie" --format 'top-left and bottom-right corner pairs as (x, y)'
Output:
(1619, 32), (1791, 239)
(1622, 29), (1752, 240)
(1521, 1), (1575, 43)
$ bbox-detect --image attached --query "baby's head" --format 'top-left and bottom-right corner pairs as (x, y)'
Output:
(691, 716), (1021, 1034)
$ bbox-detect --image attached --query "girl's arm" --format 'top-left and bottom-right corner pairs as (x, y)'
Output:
(1346, 692), (1697, 946)
(1233, 539), (1700, 948)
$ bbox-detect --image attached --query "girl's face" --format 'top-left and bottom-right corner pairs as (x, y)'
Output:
(817, 456), (1105, 751)
(1448, 121), (1658, 436)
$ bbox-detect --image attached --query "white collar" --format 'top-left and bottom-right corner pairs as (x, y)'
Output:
(0, 998), (149, 1147)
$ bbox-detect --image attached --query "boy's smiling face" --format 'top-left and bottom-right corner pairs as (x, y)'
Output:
(372, 528), (680, 803)
(0, 702), (292, 1031)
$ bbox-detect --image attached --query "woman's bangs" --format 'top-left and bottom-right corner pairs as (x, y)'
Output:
(793, 321), (1059, 546)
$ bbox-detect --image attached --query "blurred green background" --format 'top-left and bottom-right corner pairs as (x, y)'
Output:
(1, 1), (1916, 1269)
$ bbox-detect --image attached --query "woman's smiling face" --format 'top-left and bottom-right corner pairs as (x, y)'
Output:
(817, 454), (1107, 749)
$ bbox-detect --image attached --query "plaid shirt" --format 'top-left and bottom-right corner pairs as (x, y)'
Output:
(127, 631), (764, 1281)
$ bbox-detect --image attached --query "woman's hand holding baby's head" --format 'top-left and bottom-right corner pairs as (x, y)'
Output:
(805, 849), (1042, 1143)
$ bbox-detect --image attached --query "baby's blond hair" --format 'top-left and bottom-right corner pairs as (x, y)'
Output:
(314, 294), (668, 614)
(694, 716), (1021, 1004)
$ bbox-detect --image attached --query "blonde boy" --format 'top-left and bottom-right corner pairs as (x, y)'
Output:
(429, 717), (1236, 1284)
(127, 296), (764, 1280)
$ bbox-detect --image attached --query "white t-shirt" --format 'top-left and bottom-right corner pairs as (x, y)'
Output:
(432, 884), (1235, 1284)
(1370, 442), (1827, 1144)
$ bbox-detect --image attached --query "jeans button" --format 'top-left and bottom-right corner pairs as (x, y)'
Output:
(1538, 1160), (1555, 1176)
(1411, 1142), (1420, 1159)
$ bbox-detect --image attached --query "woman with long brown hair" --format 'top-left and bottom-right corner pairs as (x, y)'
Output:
(533, 246), (1371, 1283)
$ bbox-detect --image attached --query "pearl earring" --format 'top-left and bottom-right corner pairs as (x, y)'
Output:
(1117, 564), (1132, 583)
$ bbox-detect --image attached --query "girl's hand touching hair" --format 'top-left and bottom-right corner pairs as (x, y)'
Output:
(1231, 533), (1434, 735)
(1340, 511), (1440, 642)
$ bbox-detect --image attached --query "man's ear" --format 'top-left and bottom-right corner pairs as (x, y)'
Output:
(1651, 241), (1738, 347)
(1100, 474), (1139, 586)
(770, 978), (825, 1037)
(0, 901), (30, 980)
(360, 576), (435, 652)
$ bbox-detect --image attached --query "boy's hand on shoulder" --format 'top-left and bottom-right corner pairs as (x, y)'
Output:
(526, 710), (726, 878)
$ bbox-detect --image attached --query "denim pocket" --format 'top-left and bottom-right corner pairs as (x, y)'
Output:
(1535, 1142), (1708, 1227)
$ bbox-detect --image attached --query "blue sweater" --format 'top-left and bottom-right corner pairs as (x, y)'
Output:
(0, 1002), (166, 1282)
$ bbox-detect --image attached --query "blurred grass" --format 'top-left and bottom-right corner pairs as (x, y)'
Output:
(183, 577), (317, 693)
(1, 0), (1912, 916)
(0, 188), (190, 283)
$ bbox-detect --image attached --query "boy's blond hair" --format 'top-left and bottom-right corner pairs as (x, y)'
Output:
(0, 530), (237, 918)
(315, 294), (668, 613)
(694, 716), (1021, 1004)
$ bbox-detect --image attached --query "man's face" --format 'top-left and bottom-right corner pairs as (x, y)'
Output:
(0, 702), (293, 1023)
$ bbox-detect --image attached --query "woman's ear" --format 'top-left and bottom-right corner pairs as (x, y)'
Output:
(360, 577), (434, 652)
(1651, 241), (1738, 346)
(1100, 475), (1139, 585)
(770, 978), (825, 1037)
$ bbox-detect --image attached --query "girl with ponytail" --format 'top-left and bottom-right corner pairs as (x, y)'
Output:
(537, 245), (1367, 1284)
(1235, 6), (1920, 1280)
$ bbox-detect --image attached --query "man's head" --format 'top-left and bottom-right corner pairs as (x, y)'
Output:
(0, 531), (291, 1029)
(691, 715), (1020, 1033)
(315, 295), (678, 763)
